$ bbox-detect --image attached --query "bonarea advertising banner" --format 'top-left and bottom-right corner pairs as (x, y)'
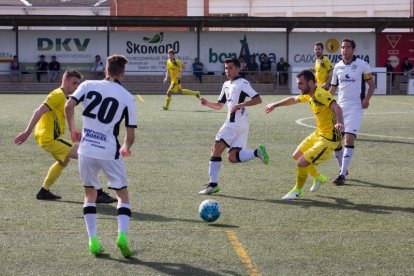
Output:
(200, 32), (286, 73)
(110, 31), (197, 75)
(290, 32), (376, 70)
(0, 30), (16, 73)
(19, 30), (106, 72)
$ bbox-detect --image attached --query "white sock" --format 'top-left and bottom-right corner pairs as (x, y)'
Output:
(209, 157), (222, 183)
(83, 203), (97, 239)
(237, 149), (256, 162)
(334, 147), (344, 169)
(117, 203), (131, 233)
(340, 146), (354, 176)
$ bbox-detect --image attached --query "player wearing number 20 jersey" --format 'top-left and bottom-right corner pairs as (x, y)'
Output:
(69, 79), (137, 160)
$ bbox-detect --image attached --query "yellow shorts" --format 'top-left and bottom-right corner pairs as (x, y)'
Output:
(168, 80), (182, 93)
(297, 132), (339, 165)
(41, 136), (75, 163)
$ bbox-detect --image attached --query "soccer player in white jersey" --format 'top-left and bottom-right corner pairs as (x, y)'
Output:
(329, 39), (376, 186)
(65, 55), (137, 257)
(198, 57), (269, 195)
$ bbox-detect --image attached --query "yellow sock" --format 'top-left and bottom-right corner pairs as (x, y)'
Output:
(42, 162), (64, 190)
(182, 89), (198, 97)
(307, 164), (318, 178)
(295, 166), (308, 189)
(165, 95), (172, 109)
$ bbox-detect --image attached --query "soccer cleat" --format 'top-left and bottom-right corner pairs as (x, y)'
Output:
(310, 174), (327, 192)
(89, 237), (105, 255)
(162, 106), (169, 111)
(282, 187), (304, 200)
(332, 174), (346, 186)
(36, 188), (61, 200)
(198, 184), (220, 195)
(257, 145), (269, 165)
(96, 189), (117, 204)
(116, 232), (132, 257)
(195, 91), (201, 99)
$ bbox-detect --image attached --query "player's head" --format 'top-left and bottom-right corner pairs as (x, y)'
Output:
(224, 57), (241, 80)
(62, 70), (82, 95)
(296, 70), (316, 94)
(314, 42), (324, 58)
(106, 54), (128, 80)
(341, 39), (356, 61)
(168, 48), (176, 60)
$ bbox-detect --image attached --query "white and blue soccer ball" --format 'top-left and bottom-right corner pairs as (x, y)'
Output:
(199, 199), (221, 222)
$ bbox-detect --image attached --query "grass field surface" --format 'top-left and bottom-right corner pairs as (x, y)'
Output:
(0, 94), (413, 275)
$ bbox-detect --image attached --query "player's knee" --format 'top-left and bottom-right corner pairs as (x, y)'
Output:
(227, 153), (238, 163)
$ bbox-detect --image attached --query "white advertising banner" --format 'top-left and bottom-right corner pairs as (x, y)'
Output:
(110, 31), (197, 75)
(289, 32), (377, 68)
(200, 32), (286, 73)
(0, 30), (16, 73)
(18, 30), (107, 71)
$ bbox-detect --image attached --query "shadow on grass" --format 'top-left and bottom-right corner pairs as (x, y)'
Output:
(346, 179), (414, 191)
(266, 196), (414, 214)
(214, 193), (266, 203)
(96, 255), (227, 276)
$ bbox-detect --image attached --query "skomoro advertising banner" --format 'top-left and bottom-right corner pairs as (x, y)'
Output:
(289, 32), (376, 68)
(110, 31), (197, 74)
(200, 32), (286, 73)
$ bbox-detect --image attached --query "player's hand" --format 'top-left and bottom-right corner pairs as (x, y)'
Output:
(120, 146), (131, 158)
(200, 97), (208, 106)
(335, 123), (344, 132)
(70, 129), (81, 142)
(362, 99), (370, 109)
(14, 131), (30, 145)
(163, 77), (168, 83)
(264, 103), (276, 113)
(230, 103), (242, 113)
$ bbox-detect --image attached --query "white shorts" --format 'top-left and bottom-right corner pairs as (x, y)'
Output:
(78, 154), (128, 190)
(343, 108), (364, 136)
(215, 122), (249, 149)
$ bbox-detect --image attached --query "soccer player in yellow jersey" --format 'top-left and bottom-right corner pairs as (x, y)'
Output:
(264, 70), (344, 200)
(163, 48), (200, 110)
(14, 70), (116, 203)
(314, 42), (333, 90)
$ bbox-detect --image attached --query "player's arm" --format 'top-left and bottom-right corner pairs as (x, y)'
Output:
(329, 85), (337, 96)
(362, 78), (376, 109)
(164, 69), (169, 83)
(200, 97), (224, 110)
(321, 69), (333, 90)
(120, 127), (135, 158)
(230, 95), (262, 113)
(264, 96), (299, 113)
(64, 98), (81, 142)
(329, 101), (345, 132)
(14, 103), (50, 145)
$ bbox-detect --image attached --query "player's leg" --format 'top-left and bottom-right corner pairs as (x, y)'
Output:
(199, 140), (227, 195)
(79, 155), (104, 255)
(104, 158), (132, 257)
(163, 82), (176, 110)
(333, 109), (363, 185)
(37, 138), (75, 200)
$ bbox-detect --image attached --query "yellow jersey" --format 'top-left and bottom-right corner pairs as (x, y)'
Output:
(314, 56), (333, 87)
(34, 88), (67, 146)
(298, 87), (341, 142)
(166, 58), (184, 82)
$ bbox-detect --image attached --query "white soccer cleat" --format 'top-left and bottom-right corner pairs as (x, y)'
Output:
(282, 188), (304, 200)
(198, 185), (220, 195)
(310, 174), (327, 192)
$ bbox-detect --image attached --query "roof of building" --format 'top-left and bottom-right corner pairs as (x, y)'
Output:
(0, 0), (109, 7)
(0, 15), (413, 32)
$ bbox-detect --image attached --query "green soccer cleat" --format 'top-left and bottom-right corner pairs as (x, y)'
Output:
(310, 174), (327, 192)
(116, 232), (132, 257)
(89, 237), (104, 255)
(282, 187), (304, 200)
(257, 144), (269, 165)
(195, 91), (201, 99)
(162, 106), (169, 111)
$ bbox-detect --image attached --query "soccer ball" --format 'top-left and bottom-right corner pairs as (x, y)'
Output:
(199, 199), (221, 222)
